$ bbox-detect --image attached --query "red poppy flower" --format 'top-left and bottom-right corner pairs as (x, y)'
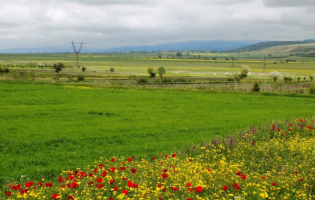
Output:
(110, 158), (115, 162)
(12, 184), (21, 190)
(97, 178), (102, 183)
(110, 179), (115, 184)
(52, 194), (60, 199)
(162, 173), (168, 178)
(109, 167), (116, 172)
(169, 165), (174, 168)
(188, 188), (194, 192)
(37, 182), (42, 187)
(69, 175), (74, 180)
(262, 176), (266, 180)
(128, 181), (134, 187)
(158, 184), (162, 188)
(233, 183), (240, 190)
(277, 129), (281, 132)
(132, 156), (135, 159)
(295, 171), (298, 175)
(284, 133), (287, 136)
(98, 164), (104, 168)
(272, 182), (276, 186)
(71, 182), (78, 188)
(161, 162), (164, 165)
(45, 183), (53, 187)
(111, 186), (117, 191)
(193, 146), (196, 149)
(187, 182), (192, 187)
(88, 181), (93, 185)
(164, 169), (168, 172)
(222, 186), (229, 191)
(289, 128), (292, 132)
(122, 189), (128, 195)
(109, 199), (114, 200)
(127, 158), (132, 162)
(25, 181), (34, 187)
(152, 156), (156, 160)
(20, 189), (28, 195)
(252, 130), (255, 133)
(189, 159), (193, 162)
(165, 155), (168, 158)
(206, 168), (211, 172)
(172, 154), (176, 157)
(57, 176), (63, 182)
(6, 191), (11, 196)
(131, 168), (137, 174)
(290, 123), (293, 126)
(94, 168), (98, 173)
(236, 171), (241, 175)
(171, 187), (178, 191)
(187, 198), (193, 200)
(102, 171), (108, 177)
(195, 186), (203, 193)
(96, 184), (103, 189)
(241, 174), (246, 180)
(251, 142), (255, 145)
(122, 176), (127, 181)
(300, 178), (304, 181)
(68, 195), (74, 199)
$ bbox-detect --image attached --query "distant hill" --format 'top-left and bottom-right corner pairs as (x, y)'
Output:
(101, 40), (259, 52)
(0, 40), (259, 53)
(224, 40), (315, 53)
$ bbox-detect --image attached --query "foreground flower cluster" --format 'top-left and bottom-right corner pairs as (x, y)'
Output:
(2, 119), (315, 199)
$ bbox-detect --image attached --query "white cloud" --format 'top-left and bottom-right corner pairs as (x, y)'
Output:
(0, 0), (314, 50)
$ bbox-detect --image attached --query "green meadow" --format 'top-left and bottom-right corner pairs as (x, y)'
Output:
(1, 81), (315, 185)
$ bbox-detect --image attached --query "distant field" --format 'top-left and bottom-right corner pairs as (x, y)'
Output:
(1, 82), (315, 184)
(0, 53), (315, 79)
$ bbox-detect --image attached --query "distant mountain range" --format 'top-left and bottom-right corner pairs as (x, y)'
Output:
(0, 40), (260, 53)
(1, 39), (314, 53)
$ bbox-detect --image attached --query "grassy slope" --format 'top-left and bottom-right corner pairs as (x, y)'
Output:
(1, 82), (315, 184)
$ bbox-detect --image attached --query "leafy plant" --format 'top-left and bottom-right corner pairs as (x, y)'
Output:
(77, 75), (85, 81)
(82, 67), (87, 72)
(252, 81), (260, 92)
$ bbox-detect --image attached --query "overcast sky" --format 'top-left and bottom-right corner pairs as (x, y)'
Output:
(0, 0), (314, 50)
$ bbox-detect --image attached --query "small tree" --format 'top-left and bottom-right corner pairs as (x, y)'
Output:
(147, 68), (156, 78)
(53, 62), (64, 74)
(110, 67), (114, 73)
(157, 67), (166, 78)
(82, 67), (87, 72)
(176, 51), (182, 58)
(310, 76), (314, 81)
(77, 75), (85, 81)
(303, 77), (307, 81)
(272, 76), (279, 82)
(158, 53), (162, 59)
(297, 77), (301, 82)
(252, 81), (260, 92)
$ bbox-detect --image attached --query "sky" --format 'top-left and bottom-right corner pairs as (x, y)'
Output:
(0, 0), (314, 50)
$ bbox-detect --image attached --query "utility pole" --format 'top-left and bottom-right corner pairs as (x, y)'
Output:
(263, 57), (266, 71)
(71, 41), (84, 68)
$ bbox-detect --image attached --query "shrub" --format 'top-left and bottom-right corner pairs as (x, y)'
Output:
(161, 77), (172, 83)
(309, 86), (315, 94)
(147, 68), (156, 78)
(82, 67), (87, 72)
(136, 77), (148, 85)
(310, 76), (314, 81)
(77, 75), (85, 81)
(110, 67), (114, 73)
(252, 81), (260, 92)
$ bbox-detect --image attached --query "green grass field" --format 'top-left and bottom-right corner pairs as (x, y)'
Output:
(1, 81), (315, 185)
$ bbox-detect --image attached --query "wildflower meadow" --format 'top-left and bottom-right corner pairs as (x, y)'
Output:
(2, 118), (315, 199)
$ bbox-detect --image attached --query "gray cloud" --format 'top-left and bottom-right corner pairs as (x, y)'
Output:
(263, 0), (315, 7)
(0, 0), (314, 50)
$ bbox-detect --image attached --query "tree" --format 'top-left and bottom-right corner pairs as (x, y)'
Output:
(176, 51), (182, 58)
(252, 81), (260, 92)
(53, 62), (64, 73)
(157, 67), (166, 78)
(110, 67), (114, 73)
(310, 76), (314, 81)
(158, 53), (162, 59)
(147, 68), (156, 78)
(82, 67), (87, 72)
(272, 76), (279, 82)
